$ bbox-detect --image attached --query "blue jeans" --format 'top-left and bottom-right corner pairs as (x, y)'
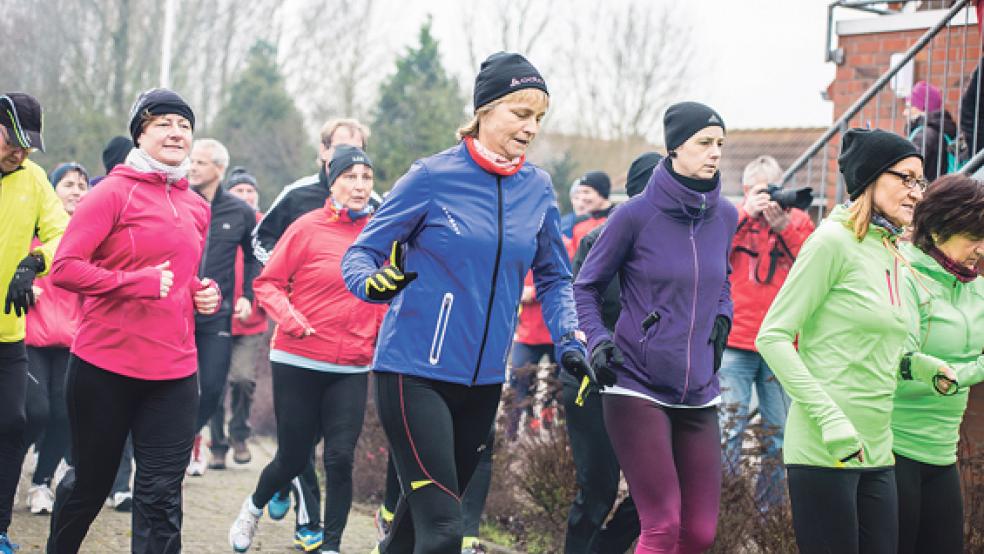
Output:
(717, 347), (790, 510)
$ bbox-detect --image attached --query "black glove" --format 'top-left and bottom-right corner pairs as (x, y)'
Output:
(709, 315), (731, 373)
(5, 254), (44, 317)
(561, 350), (599, 387)
(365, 242), (418, 302)
(589, 340), (622, 387)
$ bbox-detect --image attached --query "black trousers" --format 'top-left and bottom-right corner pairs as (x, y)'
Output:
(193, 330), (232, 431)
(252, 363), (367, 550)
(560, 372), (639, 554)
(376, 372), (501, 554)
(0, 340), (28, 534)
(47, 355), (198, 554)
(24, 346), (71, 486)
(895, 453), (963, 554)
(787, 466), (897, 554)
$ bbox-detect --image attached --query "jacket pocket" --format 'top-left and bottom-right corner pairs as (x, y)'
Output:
(429, 292), (454, 365)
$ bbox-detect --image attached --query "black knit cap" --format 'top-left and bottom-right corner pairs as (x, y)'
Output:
(625, 152), (664, 198)
(579, 170), (611, 199)
(102, 136), (133, 173)
(838, 128), (922, 200)
(327, 145), (373, 188)
(225, 167), (258, 190)
(473, 52), (548, 110)
(127, 88), (195, 147)
(663, 101), (725, 151)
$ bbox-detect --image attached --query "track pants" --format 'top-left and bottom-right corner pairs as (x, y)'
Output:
(786, 466), (897, 554)
(894, 453), (963, 554)
(47, 355), (198, 554)
(0, 341), (28, 534)
(376, 372), (501, 554)
(194, 330), (232, 432)
(251, 363), (367, 551)
(603, 395), (720, 554)
(24, 346), (71, 486)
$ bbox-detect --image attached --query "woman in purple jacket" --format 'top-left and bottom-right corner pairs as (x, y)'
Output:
(574, 102), (737, 554)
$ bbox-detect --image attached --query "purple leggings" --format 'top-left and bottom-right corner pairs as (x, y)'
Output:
(603, 394), (721, 554)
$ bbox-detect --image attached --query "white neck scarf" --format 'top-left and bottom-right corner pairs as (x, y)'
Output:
(124, 147), (190, 184)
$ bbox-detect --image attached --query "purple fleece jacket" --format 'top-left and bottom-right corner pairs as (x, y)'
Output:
(574, 159), (737, 406)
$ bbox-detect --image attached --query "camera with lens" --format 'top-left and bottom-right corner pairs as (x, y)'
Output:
(765, 184), (814, 211)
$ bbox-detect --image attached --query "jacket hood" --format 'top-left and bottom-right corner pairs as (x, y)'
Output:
(108, 163), (190, 190)
(913, 110), (957, 138)
(644, 158), (722, 221)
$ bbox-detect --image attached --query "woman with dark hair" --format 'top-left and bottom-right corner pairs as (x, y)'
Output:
(755, 129), (956, 554)
(575, 102), (737, 553)
(21, 163), (89, 515)
(342, 52), (590, 554)
(892, 174), (984, 554)
(48, 88), (219, 553)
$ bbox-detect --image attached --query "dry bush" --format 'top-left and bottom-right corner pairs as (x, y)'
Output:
(959, 430), (984, 551)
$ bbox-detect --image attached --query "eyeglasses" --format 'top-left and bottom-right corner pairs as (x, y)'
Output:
(884, 170), (929, 193)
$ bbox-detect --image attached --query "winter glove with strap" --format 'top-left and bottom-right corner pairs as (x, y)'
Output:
(5, 253), (44, 317)
(365, 242), (418, 302)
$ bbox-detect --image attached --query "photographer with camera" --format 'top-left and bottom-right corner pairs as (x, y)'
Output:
(719, 155), (814, 511)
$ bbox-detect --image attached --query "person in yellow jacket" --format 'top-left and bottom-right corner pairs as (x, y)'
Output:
(0, 92), (68, 554)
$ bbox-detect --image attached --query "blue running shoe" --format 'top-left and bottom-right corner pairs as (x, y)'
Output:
(267, 490), (290, 520)
(293, 525), (323, 552)
(0, 533), (19, 554)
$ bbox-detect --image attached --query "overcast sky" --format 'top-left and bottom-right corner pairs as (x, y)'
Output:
(363, 0), (867, 131)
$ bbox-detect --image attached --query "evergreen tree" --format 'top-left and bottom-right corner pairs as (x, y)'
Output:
(212, 40), (314, 210)
(371, 19), (466, 189)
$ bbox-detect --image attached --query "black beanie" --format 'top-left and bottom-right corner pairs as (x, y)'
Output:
(102, 136), (133, 173)
(327, 145), (373, 188)
(838, 128), (922, 200)
(48, 162), (89, 189)
(663, 101), (725, 151)
(473, 52), (548, 110)
(127, 88), (195, 147)
(225, 167), (258, 190)
(579, 171), (611, 199)
(625, 152), (664, 198)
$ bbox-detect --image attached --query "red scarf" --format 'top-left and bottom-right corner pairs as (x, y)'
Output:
(928, 245), (979, 283)
(464, 136), (524, 176)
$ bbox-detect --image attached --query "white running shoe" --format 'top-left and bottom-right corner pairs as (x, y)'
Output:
(186, 433), (206, 477)
(229, 497), (262, 553)
(52, 460), (70, 488)
(27, 484), (55, 514)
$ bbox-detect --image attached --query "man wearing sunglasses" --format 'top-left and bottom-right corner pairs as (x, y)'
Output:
(0, 92), (69, 554)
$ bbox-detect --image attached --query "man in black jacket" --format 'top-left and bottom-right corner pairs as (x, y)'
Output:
(186, 138), (261, 478)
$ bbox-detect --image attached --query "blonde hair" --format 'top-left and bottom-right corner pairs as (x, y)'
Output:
(742, 155), (782, 186)
(457, 88), (550, 140)
(846, 185), (875, 241)
(319, 118), (370, 148)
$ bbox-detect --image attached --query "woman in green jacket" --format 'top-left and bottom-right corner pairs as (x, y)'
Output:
(893, 174), (984, 554)
(756, 128), (955, 554)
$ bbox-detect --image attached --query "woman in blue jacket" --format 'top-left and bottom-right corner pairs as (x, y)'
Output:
(574, 102), (737, 554)
(342, 52), (590, 554)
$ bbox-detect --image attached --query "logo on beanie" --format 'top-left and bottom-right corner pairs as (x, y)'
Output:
(510, 76), (545, 88)
(708, 114), (721, 124)
(351, 155), (366, 164)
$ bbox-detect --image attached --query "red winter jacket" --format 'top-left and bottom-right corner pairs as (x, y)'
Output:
(26, 240), (82, 348)
(51, 164), (211, 380)
(232, 211), (268, 336)
(255, 200), (385, 366)
(727, 206), (814, 351)
(571, 209), (610, 253)
(514, 271), (551, 346)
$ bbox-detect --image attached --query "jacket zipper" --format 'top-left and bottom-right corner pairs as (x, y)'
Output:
(164, 183), (179, 218)
(683, 218), (699, 403)
(472, 175), (504, 385)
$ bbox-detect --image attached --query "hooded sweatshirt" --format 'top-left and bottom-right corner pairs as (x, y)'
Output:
(909, 110), (959, 182)
(574, 159), (737, 407)
(892, 243), (984, 466)
(50, 164), (210, 380)
(756, 205), (944, 468)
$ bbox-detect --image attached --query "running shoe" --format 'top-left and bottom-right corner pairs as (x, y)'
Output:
(229, 497), (262, 553)
(232, 440), (252, 464)
(267, 490), (290, 520)
(106, 491), (133, 512)
(208, 448), (227, 470)
(187, 433), (206, 476)
(373, 505), (392, 541)
(26, 484), (54, 514)
(0, 533), (19, 554)
(293, 525), (324, 552)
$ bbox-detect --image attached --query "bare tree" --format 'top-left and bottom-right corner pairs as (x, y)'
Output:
(561, 1), (693, 142)
(458, 0), (555, 74)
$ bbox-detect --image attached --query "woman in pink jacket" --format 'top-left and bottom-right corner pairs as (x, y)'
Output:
(48, 89), (219, 554)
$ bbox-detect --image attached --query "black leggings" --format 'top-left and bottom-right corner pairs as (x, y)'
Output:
(0, 341), (28, 534)
(48, 355), (198, 554)
(376, 372), (501, 554)
(787, 466), (897, 554)
(251, 363), (367, 551)
(894, 453), (963, 554)
(24, 346), (70, 486)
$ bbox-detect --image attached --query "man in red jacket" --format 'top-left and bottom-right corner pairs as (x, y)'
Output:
(719, 155), (814, 510)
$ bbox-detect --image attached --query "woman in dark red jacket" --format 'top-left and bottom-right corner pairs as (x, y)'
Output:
(48, 88), (219, 554)
(228, 146), (386, 554)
